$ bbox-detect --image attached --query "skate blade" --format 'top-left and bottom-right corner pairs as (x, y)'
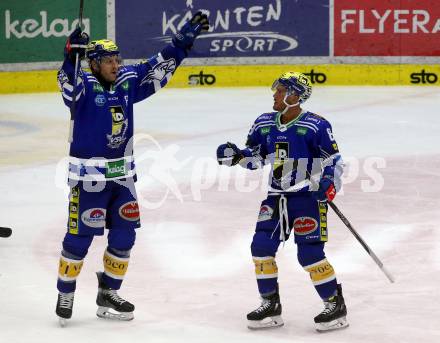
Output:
(315, 316), (349, 332)
(247, 315), (284, 330)
(58, 317), (68, 327)
(96, 306), (134, 321)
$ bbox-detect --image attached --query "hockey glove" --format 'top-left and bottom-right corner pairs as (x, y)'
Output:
(312, 177), (336, 202)
(172, 11), (209, 51)
(217, 142), (244, 167)
(64, 27), (89, 61)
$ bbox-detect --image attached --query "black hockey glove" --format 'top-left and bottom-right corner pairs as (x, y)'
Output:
(216, 142), (244, 167)
(312, 177), (336, 202)
(172, 11), (209, 51)
(64, 27), (89, 61)
(0, 226), (12, 238)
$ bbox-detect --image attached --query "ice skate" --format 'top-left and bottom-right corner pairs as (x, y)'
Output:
(314, 284), (349, 332)
(247, 292), (284, 330)
(56, 292), (74, 327)
(96, 272), (134, 321)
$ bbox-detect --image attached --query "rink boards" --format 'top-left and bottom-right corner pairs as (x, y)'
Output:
(1, 64), (440, 94)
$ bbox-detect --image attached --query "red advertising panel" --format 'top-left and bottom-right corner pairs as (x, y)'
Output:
(334, 0), (440, 56)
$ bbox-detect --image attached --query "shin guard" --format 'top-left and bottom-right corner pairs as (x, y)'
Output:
(102, 248), (130, 290)
(57, 253), (84, 293)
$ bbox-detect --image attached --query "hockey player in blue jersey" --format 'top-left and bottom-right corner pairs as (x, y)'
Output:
(55, 12), (209, 326)
(216, 72), (347, 332)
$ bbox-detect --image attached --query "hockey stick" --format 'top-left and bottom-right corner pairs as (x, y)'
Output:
(0, 227), (12, 238)
(326, 200), (395, 283)
(307, 171), (395, 283)
(68, 0), (85, 143)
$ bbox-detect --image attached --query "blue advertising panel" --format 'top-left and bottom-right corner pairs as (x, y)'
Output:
(115, 0), (329, 59)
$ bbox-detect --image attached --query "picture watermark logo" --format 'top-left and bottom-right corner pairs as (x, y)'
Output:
(55, 133), (387, 211)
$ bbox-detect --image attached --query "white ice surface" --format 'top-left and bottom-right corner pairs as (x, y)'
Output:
(0, 86), (440, 342)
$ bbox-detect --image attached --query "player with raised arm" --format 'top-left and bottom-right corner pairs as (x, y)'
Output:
(216, 72), (347, 332)
(55, 12), (209, 326)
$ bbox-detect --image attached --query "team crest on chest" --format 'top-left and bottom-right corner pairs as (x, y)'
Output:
(107, 106), (128, 149)
(273, 142), (289, 181)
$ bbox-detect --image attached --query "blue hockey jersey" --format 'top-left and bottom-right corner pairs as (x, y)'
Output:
(241, 110), (343, 193)
(57, 45), (186, 181)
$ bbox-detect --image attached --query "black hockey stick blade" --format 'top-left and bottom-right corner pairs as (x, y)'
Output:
(0, 227), (12, 238)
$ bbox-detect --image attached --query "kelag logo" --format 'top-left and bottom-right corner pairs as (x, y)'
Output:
(188, 71), (216, 86)
(0, 1), (107, 64)
(4, 10), (90, 39)
(116, 0), (330, 58)
(410, 70), (438, 84)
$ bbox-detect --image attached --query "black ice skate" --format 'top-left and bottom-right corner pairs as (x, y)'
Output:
(56, 292), (74, 327)
(314, 284), (348, 332)
(96, 272), (134, 321)
(247, 292), (284, 330)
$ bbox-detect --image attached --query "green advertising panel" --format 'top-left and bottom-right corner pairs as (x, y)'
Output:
(0, 0), (106, 63)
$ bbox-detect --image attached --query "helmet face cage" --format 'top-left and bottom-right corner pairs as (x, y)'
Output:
(99, 54), (122, 65)
(86, 39), (121, 63)
(271, 72), (312, 103)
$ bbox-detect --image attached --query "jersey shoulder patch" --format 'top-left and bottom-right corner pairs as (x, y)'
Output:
(302, 112), (333, 130)
(118, 65), (131, 73)
(295, 112), (331, 135)
(114, 66), (139, 89)
(84, 72), (99, 84)
(255, 112), (276, 124)
(302, 112), (328, 124)
(249, 112), (276, 135)
(116, 65), (137, 79)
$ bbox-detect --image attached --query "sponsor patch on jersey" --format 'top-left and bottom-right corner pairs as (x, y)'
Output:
(260, 127), (271, 135)
(69, 202), (78, 214)
(319, 203), (328, 241)
(69, 217), (78, 234)
(81, 208), (106, 228)
(332, 143), (339, 151)
(293, 217), (318, 235)
(257, 205), (273, 222)
(95, 94), (106, 106)
(71, 186), (79, 199)
(105, 159), (126, 178)
(121, 81), (129, 90)
(68, 186), (80, 234)
(296, 127), (308, 135)
(93, 83), (104, 93)
(119, 202), (140, 221)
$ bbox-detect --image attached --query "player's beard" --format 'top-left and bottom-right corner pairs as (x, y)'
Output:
(273, 101), (285, 112)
